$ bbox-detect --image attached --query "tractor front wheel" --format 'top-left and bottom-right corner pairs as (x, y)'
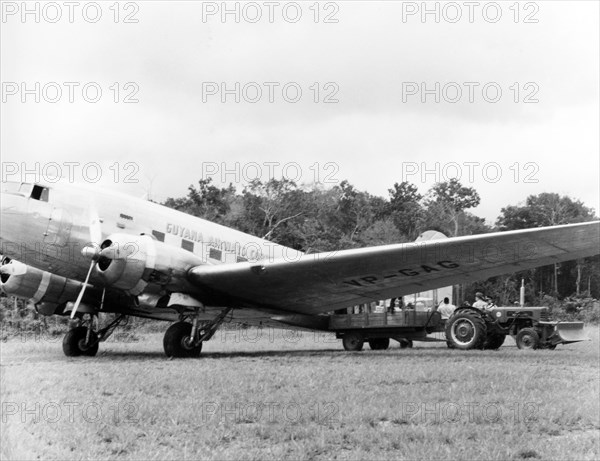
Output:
(516, 328), (540, 350)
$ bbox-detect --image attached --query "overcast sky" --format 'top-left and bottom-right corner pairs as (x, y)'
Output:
(2, 1), (599, 225)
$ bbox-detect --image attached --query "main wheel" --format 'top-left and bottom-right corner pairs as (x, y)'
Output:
(484, 333), (506, 350)
(368, 338), (390, 350)
(445, 312), (487, 350)
(516, 328), (540, 350)
(342, 333), (364, 351)
(63, 327), (99, 357)
(163, 322), (202, 358)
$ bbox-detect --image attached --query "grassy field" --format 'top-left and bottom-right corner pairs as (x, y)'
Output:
(1, 326), (599, 461)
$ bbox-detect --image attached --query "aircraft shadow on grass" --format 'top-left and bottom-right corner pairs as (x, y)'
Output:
(90, 346), (528, 362)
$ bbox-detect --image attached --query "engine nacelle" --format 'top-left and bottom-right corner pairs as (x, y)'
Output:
(0, 258), (82, 305)
(95, 233), (205, 295)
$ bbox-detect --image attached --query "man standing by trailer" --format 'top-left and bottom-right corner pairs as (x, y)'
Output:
(438, 297), (457, 320)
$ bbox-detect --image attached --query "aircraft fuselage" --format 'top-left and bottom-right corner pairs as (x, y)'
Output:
(1, 181), (299, 285)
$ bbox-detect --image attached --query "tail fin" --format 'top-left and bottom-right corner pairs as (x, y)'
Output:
(414, 230), (448, 242)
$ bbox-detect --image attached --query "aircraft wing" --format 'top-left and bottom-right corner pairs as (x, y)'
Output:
(187, 222), (600, 315)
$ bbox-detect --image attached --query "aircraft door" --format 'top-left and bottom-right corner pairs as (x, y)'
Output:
(44, 208), (73, 246)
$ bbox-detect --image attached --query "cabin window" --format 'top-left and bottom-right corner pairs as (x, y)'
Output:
(152, 230), (165, 242)
(181, 239), (194, 252)
(31, 185), (49, 202)
(209, 248), (222, 261)
(19, 183), (33, 196)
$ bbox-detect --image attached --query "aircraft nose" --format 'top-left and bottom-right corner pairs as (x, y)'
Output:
(0, 190), (29, 254)
(1, 189), (27, 216)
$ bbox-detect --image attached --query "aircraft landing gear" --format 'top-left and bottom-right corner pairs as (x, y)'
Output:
(163, 307), (233, 358)
(62, 314), (128, 357)
(63, 326), (99, 357)
(163, 322), (202, 358)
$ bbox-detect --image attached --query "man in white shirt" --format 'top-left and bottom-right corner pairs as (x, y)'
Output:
(438, 297), (457, 320)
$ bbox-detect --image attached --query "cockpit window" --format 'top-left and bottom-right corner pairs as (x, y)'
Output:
(31, 184), (49, 201)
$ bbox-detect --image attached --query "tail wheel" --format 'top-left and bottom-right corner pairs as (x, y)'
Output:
(516, 328), (540, 350)
(368, 338), (390, 350)
(484, 333), (506, 350)
(445, 312), (487, 350)
(342, 333), (364, 351)
(63, 326), (99, 357)
(164, 322), (202, 358)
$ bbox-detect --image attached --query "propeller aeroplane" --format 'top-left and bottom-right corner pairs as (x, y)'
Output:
(1, 180), (599, 357)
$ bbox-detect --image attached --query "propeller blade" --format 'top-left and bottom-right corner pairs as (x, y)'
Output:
(71, 205), (104, 318)
(70, 259), (96, 319)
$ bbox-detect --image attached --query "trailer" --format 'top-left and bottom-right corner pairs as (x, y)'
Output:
(328, 310), (444, 351)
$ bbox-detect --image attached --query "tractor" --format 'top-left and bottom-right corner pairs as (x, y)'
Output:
(445, 305), (589, 350)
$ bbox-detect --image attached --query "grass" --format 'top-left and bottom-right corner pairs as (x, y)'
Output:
(1, 326), (599, 460)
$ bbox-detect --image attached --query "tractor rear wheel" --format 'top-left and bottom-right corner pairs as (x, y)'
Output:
(445, 311), (487, 350)
(516, 328), (540, 350)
